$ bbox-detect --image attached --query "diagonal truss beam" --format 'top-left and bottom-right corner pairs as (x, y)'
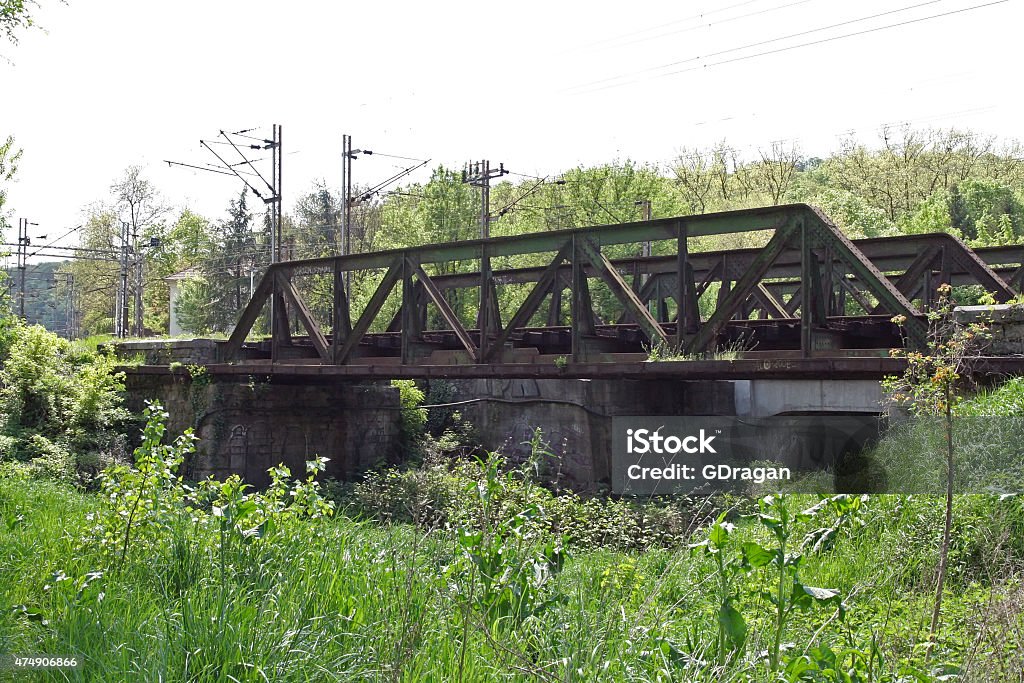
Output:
(805, 208), (926, 346)
(483, 241), (572, 361)
(411, 259), (478, 361)
(223, 271), (275, 360)
(574, 236), (669, 347)
(686, 219), (798, 353)
(277, 271), (331, 361)
(944, 232), (1016, 301)
(869, 245), (941, 313)
(335, 256), (404, 363)
(753, 283), (788, 318)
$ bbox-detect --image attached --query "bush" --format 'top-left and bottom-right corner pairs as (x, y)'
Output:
(392, 379), (427, 454)
(348, 443), (711, 551)
(0, 322), (131, 486)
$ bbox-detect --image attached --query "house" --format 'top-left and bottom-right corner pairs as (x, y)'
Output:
(164, 267), (199, 337)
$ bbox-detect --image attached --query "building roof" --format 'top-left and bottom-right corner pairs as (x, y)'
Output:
(164, 267), (201, 282)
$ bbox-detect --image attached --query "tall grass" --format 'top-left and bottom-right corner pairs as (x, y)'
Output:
(2, 473), (1022, 680)
(2, 389), (1024, 680)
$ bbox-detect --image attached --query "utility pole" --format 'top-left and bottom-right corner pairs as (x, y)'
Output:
(65, 273), (76, 339)
(340, 134), (376, 293)
(271, 124), (282, 263)
(635, 199), (653, 257)
(462, 160), (508, 356)
(118, 221), (130, 338)
(634, 199), (654, 311)
(132, 224), (143, 336)
(17, 218), (26, 319)
(341, 133), (354, 299)
(341, 134), (352, 260)
(462, 160), (508, 239)
(16, 218), (38, 319)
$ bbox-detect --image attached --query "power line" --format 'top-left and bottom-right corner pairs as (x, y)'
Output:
(366, 151), (430, 163)
(568, 0), (1003, 94)
(573, 0), (763, 51)
(705, 0), (1009, 71)
(587, 0), (817, 53)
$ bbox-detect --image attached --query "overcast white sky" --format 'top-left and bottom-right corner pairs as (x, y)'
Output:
(1, 0), (1021, 254)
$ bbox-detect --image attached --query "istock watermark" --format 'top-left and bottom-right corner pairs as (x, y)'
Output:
(612, 415), (1024, 495)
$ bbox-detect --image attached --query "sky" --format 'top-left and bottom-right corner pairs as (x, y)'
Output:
(1, 0), (1021, 257)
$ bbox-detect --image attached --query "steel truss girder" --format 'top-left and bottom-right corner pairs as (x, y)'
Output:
(222, 204), (1020, 364)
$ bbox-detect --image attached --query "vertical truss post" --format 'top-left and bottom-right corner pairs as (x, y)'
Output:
(571, 234), (582, 359)
(822, 245), (835, 316)
(401, 254), (420, 364)
(675, 221), (689, 347)
(570, 235), (596, 360)
(331, 258), (351, 361)
(548, 278), (563, 326)
(271, 273), (291, 362)
(800, 219), (812, 357)
(478, 244), (491, 359)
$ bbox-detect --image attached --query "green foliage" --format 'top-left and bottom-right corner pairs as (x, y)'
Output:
(952, 178), (1024, 243)
(392, 379), (427, 452)
(800, 188), (898, 238)
(450, 451), (567, 628)
(350, 441), (706, 551)
(691, 494), (865, 672)
(901, 187), (956, 235)
(0, 322), (130, 484)
(0, 0), (51, 45)
(94, 400), (335, 573)
(94, 401), (197, 567)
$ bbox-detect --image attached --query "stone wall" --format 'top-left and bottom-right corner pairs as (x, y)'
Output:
(440, 378), (736, 489)
(123, 372), (401, 487)
(955, 304), (1024, 355)
(111, 339), (222, 366)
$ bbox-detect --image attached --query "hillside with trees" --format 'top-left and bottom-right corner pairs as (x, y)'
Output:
(40, 126), (1024, 339)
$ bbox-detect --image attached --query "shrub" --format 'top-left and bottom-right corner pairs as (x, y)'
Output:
(348, 440), (711, 551)
(392, 379), (427, 453)
(0, 323), (131, 486)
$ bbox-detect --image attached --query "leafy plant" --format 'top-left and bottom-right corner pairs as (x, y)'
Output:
(885, 283), (993, 653)
(451, 451), (567, 630)
(689, 510), (747, 665)
(95, 401), (197, 569)
(692, 493), (867, 673)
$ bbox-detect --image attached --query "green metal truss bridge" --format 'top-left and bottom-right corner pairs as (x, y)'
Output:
(191, 203), (1024, 380)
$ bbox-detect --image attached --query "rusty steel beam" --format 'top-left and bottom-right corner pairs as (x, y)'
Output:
(277, 271), (330, 361)
(126, 354), (1024, 381)
(224, 203), (1023, 367)
(423, 233), (1023, 293)
(411, 258), (478, 362)
(686, 218), (798, 353)
(575, 236), (669, 348)
(335, 256), (403, 363)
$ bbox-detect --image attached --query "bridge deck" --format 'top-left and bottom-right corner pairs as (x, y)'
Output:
(124, 355), (1024, 381)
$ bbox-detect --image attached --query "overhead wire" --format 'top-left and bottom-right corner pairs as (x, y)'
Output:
(568, 0), (1003, 94)
(573, 0), (763, 50)
(590, 0), (817, 53)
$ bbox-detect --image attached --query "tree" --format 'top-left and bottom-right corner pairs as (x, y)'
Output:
(0, 135), (20, 226)
(293, 181), (342, 258)
(750, 141), (802, 206)
(141, 209), (214, 333)
(884, 286), (992, 657)
(672, 147), (717, 214)
(1, 0), (52, 46)
(110, 166), (169, 335)
(61, 209), (120, 336)
(194, 189), (257, 333)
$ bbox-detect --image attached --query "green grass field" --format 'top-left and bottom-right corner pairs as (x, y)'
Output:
(1, 468), (1022, 681)
(1, 322), (1023, 681)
